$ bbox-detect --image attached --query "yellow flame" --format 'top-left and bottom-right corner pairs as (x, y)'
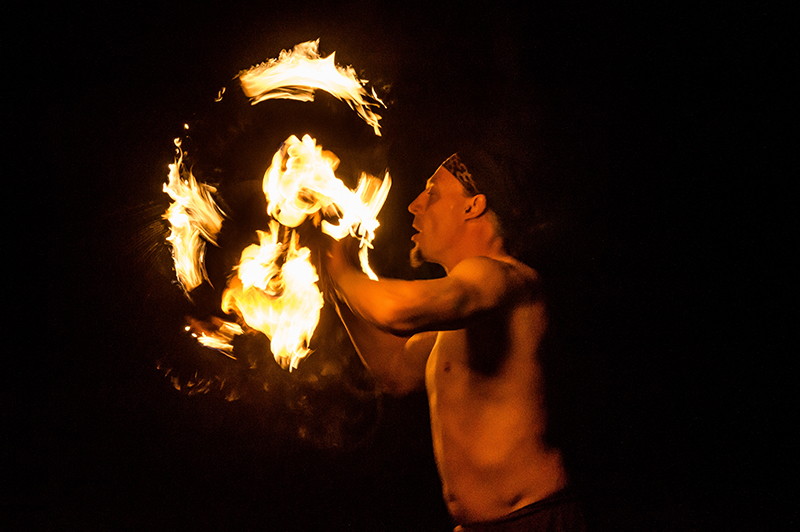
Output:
(163, 139), (225, 293)
(222, 220), (324, 370)
(164, 41), (391, 371)
(265, 134), (390, 279)
(239, 40), (385, 136)
(330, 168), (391, 281)
(264, 134), (343, 228)
(218, 136), (390, 368)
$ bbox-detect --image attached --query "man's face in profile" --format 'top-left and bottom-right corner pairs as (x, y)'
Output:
(407, 166), (470, 268)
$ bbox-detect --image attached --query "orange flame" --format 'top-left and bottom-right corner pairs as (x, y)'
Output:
(239, 40), (385, 136)
(265, 134), (390, 279)
(221, 220), (324, 370)
(162, 138), (225, 294)
(164, 41), (390, 371)
(185, 317), (244, 359)
(220, 136), (389, 369)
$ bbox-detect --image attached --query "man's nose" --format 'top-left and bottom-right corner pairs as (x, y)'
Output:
(408, 192), (424, 215)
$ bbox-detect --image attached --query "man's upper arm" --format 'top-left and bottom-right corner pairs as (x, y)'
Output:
(370, 257), (525, 335)
(447, 257), (522, 315)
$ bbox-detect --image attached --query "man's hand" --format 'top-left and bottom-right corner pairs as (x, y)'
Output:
(328, 235), (363, 275)
(323, 235), (362, 298)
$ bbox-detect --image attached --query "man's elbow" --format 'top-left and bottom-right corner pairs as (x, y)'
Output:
(367, 299), (420, 337)
(367, 358), (425, 397)
(377, 374), (424, 397)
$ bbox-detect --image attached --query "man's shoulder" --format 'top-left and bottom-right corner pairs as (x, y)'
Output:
(448, 255), (540, 307)
(451, 255), (539, 285)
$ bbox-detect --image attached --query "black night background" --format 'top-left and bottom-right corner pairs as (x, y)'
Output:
(9, 1), (791, 531)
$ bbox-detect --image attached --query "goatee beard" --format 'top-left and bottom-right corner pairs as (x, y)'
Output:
(410, 244), (425, 269)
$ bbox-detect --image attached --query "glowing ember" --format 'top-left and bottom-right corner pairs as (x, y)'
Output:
(185, 317), (244, 359)
(162, 139), (225, 294)
(239, 39), (385, 136)
(162, 40), (390, 372)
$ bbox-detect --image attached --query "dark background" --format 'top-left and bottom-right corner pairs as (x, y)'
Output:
(9, 1), (791, 530)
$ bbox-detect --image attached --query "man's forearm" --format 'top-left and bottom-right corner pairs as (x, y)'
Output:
(334, 267), (452, 336)
(334, 299), (422, 395)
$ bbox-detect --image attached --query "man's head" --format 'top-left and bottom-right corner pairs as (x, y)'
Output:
(408, 151), (513, 270)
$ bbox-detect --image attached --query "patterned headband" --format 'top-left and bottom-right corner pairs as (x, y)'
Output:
(442, 153), (480, 195)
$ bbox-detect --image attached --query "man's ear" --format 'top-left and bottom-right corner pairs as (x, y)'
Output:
(464, 194), (487, 220)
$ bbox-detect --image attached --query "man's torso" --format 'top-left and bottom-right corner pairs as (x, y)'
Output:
(424, 259), (567, 524)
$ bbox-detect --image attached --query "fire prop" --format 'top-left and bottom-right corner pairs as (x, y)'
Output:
(163, 40), (390, 370)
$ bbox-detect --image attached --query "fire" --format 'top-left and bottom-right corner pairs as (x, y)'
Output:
(221, 135), (389, 369)
(185, 317), (243, 359)
(162, 139), (225, 294)
(239, 39), (385, 136)
(263, 134), (391, 279)
(163, 40), (390, 372)
(221, 220), (324, 370)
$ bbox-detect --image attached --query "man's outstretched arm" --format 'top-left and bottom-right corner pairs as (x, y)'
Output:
(325, 238), (529, 389)
(330, 252), (526, 336)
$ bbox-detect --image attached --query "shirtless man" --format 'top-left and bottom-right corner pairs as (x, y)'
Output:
(326, 152), (585, 531)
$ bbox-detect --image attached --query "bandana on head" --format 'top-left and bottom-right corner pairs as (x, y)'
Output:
(442, 153), (479, 196)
